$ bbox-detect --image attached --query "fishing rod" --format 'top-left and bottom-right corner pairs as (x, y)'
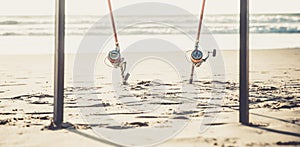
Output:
(106, 0), (130, 85)
(189, 0), (216, 84)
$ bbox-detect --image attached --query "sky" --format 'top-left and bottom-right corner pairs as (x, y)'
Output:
(0, 0), (299, 16)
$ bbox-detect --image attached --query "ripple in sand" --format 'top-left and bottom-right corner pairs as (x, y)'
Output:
(174, 110), (199, 115)
(106, 126), (133, 129)
(30, 116), (51, 120)
(11, 94), (54, 100)
(125, 122), (149, 127)
(92, 112), (143, 116)
(65, 103), (110, 108)
(15, 77), (29, 80)
(136, 116), (170, 119)
(277, 141), (300, 146)
(0, 119), (9, 125)
(130, 85), (146, 90)
(25, 112), (53, 115)
(172, 116), (189, 120)
(137, 81), (151, 86)
(64, 86), (102, 92)
(204, 122), (227, 126)
(29, 101), (49, 105)
(0, 112), (17, 115)
(258, 86), (279, 91)
(150, 102), (182, 105)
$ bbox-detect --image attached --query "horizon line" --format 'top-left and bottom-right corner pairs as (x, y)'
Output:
(0, 12), (299, 17)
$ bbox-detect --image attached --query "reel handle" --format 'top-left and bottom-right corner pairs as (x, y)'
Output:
(209, 49), (217, 57)
(203, 49), (217, 61)
(212, 49), (217, 57)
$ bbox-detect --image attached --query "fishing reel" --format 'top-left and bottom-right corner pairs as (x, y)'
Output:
(107, 47), (130, 85)
(108, 49), (122, 67)
(190, 49), (216, 67)
(189, 47), (217, 84)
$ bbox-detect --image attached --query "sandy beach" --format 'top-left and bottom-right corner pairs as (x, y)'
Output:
(0, 49), (299, 146)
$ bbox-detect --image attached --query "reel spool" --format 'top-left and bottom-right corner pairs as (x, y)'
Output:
(108, 50), (121, 66)
(191, 50), (203, 64)
(190, 49), (217, 65)
(107, 49), (130, 85)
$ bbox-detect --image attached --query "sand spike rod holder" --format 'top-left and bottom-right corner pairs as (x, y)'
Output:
(189, 0), (217, 84)
(107, 0), (130, 85)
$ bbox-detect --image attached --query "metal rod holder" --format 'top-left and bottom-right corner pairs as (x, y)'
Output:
(53, 0), (65, 128)
(239, 0), (250, 125)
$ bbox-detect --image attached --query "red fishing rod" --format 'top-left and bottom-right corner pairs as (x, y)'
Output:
(107, 0), (130, 85)
(108, 0), (119, 49)
(195, 0), (206, 49)
(189, 0), (216, 84)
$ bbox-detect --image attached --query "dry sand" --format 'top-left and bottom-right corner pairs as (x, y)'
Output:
(0, 49), (299, 146)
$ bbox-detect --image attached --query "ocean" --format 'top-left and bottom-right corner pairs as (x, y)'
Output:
(0, 14), (299, 54)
